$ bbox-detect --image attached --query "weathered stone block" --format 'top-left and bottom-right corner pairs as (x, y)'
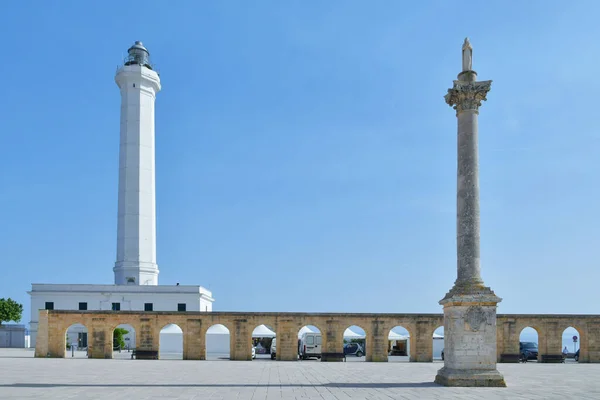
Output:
(434, 367), (506, 387)
(435, 295), (505, 387)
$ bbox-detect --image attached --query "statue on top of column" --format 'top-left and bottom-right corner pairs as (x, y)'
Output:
(462, 37), (473, 71)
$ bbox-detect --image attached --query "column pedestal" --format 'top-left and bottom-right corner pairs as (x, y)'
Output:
(435, 291), (506, 387)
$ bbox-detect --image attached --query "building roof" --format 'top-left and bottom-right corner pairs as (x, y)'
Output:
(28, 283), (213, 300)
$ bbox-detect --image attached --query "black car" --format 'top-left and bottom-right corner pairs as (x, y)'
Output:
(343, 343), (364, 357)
(520, 342), (539, 361)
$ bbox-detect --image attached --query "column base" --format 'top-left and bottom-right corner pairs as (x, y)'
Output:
(435, 367), (506, 387)
(436, 290), (506, 387)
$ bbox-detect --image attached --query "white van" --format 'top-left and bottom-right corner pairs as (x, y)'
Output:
(299, 332), (322, 360)
(270, 338), (276, 360)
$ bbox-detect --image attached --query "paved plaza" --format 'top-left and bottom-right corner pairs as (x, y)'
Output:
(0, 349), (597, 399)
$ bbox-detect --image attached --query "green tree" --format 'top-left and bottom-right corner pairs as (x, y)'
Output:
(0, 298), (23, 325)
(113, 328), (129, 349)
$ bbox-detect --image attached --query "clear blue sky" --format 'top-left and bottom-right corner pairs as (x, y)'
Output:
(1, 1), (599, 320)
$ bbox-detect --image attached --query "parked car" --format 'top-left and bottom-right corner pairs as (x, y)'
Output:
(271, 338), (277, 360)
(299, 332), (322, 360)
(575, 349), (579, 362)
(343, 343), (364, 357)
(520, 342), (538, 361)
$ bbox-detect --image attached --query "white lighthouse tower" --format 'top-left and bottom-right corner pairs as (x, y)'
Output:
(27, 41), (213, 349)
(113, 41), (161, 286)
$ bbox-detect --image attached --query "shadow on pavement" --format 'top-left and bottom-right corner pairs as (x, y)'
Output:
(3, 382), (440, 389)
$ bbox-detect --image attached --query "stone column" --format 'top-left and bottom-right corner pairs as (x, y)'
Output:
(183, 319), (205, 360)
(495, 322), (504, 362)
(137, 317), (159, 359)
(584, 322), (600, 363)
(34, 311), (49, 358)
(496, 319), (519, 363)
(276, 319), (300, 361)
(435, 38), (506, 387)
(47, 318), (65, 358)
(320, 318), (343, 362)
(230, 319), (252, 361)
(413, 321), (433, 362)
(537, 329), (549, 362)
(89, 319), (113, 359)
(539, 321), (563, 362)
(366, 320), (388, 362)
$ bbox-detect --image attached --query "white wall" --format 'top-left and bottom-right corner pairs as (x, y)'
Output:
(159, 333), (183, 354)
(206, 334), (230, 356)
(433, 338), (444, 359)
(28, 284), (214, 347)
(0, 325), (26, 348)
(155, 332), (230, 357)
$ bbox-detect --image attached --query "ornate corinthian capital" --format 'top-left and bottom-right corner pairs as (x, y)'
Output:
(444, 80), (492, 114)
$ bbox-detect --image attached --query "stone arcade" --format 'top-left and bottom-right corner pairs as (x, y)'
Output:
(35, 310), (600, 363)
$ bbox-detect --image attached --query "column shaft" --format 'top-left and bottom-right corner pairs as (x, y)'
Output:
(456, 110), (483, 286)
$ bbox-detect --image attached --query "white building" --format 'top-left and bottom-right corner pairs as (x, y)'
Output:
(0, 324), (28, 348)
(28, 41), (214, 348)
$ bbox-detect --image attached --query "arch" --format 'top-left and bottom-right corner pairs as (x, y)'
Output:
(297, 324), (323, 361)
(206, 324), (231, 361)
(432, 325), (444, 361)
(519, 326), (540, 362)
(561, 325), (581, 363)
(159, 323), (183, 360)
(251, 324), (276, 360)
(112, 324), (136, 359)
(296, 324), (323, 339)
(64, 323), (88, 359)
(388, 325), (412, 363)
(343, 325), (366, 361)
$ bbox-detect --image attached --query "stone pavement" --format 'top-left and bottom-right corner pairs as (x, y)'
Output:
(0, 349), (598, 399)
